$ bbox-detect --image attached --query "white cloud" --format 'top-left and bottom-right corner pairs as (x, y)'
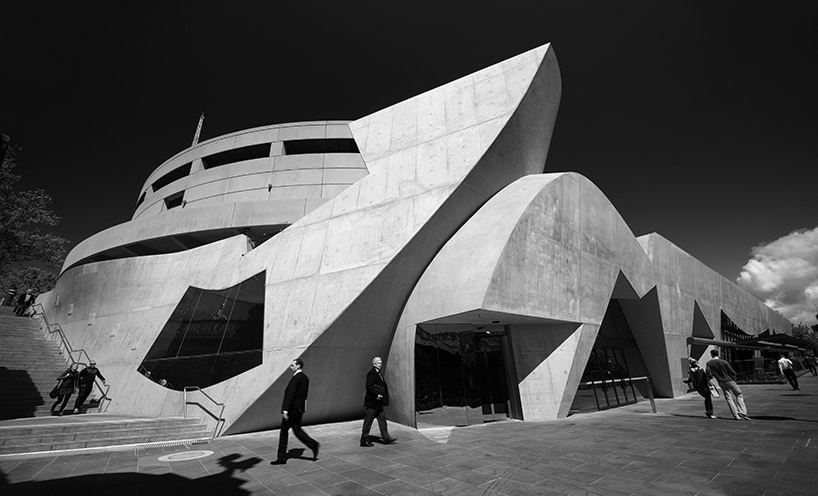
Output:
(737, 226), (818, 326)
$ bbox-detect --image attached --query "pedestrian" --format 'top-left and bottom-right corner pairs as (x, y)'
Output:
(51, 363), (79, 416)
(687, 358), (715, 419)
(706, 349), (750, 420)
(804, 355), (817, 377)
(777, 354), (800, 391)
(270, 358), (319, 465)
(24, 292), (38, 317)
(360, 356), (397, 447)
(73, 361), (107, 413)
(13, 289), (33, 316)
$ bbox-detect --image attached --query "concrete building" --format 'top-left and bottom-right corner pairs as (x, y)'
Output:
(38, 43), (791, 435)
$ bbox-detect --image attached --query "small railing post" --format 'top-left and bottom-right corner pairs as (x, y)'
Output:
(183, 386), (226, 438)
(643, 377), (657, 413)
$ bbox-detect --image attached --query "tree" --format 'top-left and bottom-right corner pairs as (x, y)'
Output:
(0, 145), (68, 294)
(792, 323), (818, 354)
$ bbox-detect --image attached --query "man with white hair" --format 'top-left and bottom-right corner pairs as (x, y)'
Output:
(360, 356), (396, 447)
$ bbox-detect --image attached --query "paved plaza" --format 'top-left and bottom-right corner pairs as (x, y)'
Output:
(1, 376), (816, 496)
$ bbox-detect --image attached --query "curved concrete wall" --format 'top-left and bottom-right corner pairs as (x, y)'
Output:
(387, 172), (792, 425)
(42, 43), (563, 435)
(62, 122), (367, 272)
(388, 173), (655, 425)
(135, 121), (364, 220)
(40, 42), (789, 436)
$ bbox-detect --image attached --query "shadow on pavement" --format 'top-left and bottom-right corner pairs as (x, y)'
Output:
(2, 453), (262, 496)
(0, 367), (42, 420)
(750, 415), (818, 423)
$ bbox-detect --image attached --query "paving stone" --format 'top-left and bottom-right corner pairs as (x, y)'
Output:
(324, 480), (381, 496)
(3, 380), (818, 495)
(370, 479), (438, 495)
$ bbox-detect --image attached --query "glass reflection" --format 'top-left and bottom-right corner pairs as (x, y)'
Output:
(138, 272), (265, 390)
(415, 325), (511, 427)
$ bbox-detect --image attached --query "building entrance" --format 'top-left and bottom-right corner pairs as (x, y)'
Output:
(415, 324), (515, 427)
(569, 300), (651, 415)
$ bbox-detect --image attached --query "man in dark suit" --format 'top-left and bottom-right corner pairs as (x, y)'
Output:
(271, 358), (320, 464)
(360, 356), (397, 447)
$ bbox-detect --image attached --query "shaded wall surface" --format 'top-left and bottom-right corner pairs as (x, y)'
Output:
(39, 43), (790, 435)
(42, 43), (563, 435)
(389, 173), (791, 425)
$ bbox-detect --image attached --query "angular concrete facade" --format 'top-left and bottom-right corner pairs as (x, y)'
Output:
(38, 44), (790, 435)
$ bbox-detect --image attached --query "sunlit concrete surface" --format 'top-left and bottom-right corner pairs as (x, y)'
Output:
(2, 377), (816, 495)
(35, 42), (790, 438)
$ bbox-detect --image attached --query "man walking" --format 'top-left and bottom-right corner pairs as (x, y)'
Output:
(73, 361), (107, 413)
(361, 356), (396, 447)
(777, 354), (800, 391)
(706, 349), (750, 420)
(271, 358), (319, 465)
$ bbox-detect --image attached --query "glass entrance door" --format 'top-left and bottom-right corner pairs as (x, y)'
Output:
(415, 325), (514, 427)
(474, 334), (510, 422)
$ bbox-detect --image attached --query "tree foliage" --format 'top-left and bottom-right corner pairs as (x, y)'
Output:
(0, 266), (58, 297)
(0, 147), (68, 293)
(792, 323), (818, 354)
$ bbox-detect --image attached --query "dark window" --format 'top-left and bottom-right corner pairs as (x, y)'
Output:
(136, 191), (146, 208)
(138, 272), (265, 390)
(283, 138), (359, 155)
(415, 324), (512, 427)
(201, 143), (271, 170)
(152, 163), (192, 192)
(164, 191), (184, 210)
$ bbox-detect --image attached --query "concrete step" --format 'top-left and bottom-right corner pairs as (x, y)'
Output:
(0, 423), (207, 447)
(0, 417), (209, 455)
(0, 430), (211, 454)
(0, 312), (76, 424)
(0, 405), (102, 420)
(0, 417), (200, 437)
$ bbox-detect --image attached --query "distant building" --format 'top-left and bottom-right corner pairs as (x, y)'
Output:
(38, 44), (791, 435)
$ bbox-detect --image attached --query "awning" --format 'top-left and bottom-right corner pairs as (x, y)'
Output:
(686, 336), (804, 352)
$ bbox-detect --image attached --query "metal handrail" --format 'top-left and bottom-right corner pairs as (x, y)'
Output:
(579, 375), (656, 413)
(29, 302), (112, 412)
(183, 386), (226, 438)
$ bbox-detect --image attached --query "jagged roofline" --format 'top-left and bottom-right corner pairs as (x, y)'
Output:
(223, 43), (561, 434)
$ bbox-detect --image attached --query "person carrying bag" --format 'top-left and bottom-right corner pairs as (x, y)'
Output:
(687, 358), (716, 419)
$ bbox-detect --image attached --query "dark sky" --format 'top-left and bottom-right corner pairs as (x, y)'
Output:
(4, 1), (817, 281)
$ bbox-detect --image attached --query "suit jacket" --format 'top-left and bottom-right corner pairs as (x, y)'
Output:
(282, 371), (309, 415)
(364, 367), (389, 408)
(78, 366), (105, 388)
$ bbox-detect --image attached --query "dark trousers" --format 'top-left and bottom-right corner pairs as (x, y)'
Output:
(783, 369), (799, 390)
(277, 412), (317, 459)
(697, 390), (713, 415)
(51, 393), (72, 413)
(74, 386), (92, 410)
(361, 405), (390, 440)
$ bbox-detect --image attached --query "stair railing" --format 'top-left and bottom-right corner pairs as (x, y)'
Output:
(183, 386), (226, 438)
(29, 302), (112, 412)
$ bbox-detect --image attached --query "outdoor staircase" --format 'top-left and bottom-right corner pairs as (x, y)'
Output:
(0, 416), (210, 455)
(0, 306), (212, 456)
(0, 307), (71, 419)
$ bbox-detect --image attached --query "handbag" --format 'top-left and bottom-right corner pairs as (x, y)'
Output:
(708, 383), (720, 398)
(49, 384), (60, 399)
